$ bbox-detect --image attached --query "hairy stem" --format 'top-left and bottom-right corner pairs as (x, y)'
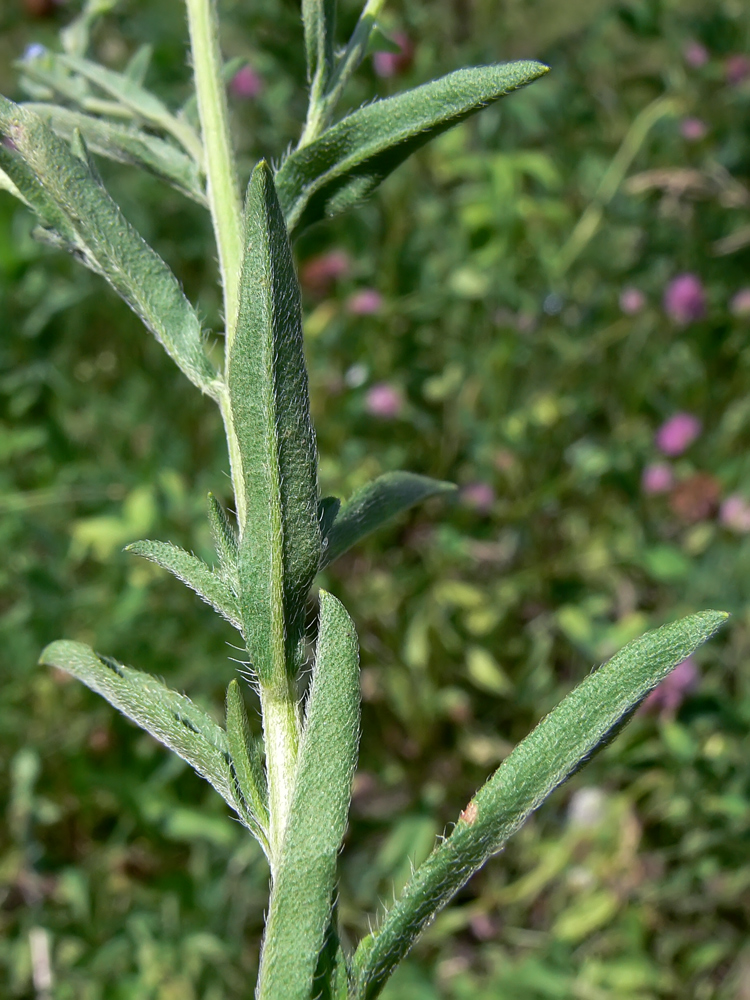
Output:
(184, 0), (243, 340)
(260, 680), (301, 866)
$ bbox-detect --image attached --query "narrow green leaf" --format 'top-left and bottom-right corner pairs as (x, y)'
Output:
(207, 492), (239, 584)
(320, 472), (456, 570)
(56, 53), (203, 160)
(256, 591), (360, 1000)
(225, 679), (269, 844)
(126, 539), (241, 630)
(351, 610), (729, 999)
(24, 104), (206, 203)
(0, 98), (218, 395)
(276, 61), (549, 235)
(228, 161), (320, 682)
(39, 639), (237, 810)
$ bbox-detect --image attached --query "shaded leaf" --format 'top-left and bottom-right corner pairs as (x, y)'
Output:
(0, 98), (218, 394)
(256, 592), (360, 1000)
(126, 539), (241, 630)
(226, 679), (269, 846)
(351, 610), (729, 999)
(207, 492), (239, 584)
(276, 61), (549, 234)
(228, 162), (320, 682)
(321, 472), (455, 569)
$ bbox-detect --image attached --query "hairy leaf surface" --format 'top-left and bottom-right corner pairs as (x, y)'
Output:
(256, 592), (360, 1000)
(321, 472), (455, 569)
(0, 98), (217, 394)
(228, 162), (320, 682)
(352, 610), (729, 999)
(276, 61), (548, 234)
(126, 539), (241, 629)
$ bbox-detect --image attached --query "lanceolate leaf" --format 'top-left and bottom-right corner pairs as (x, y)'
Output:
(226, 679), (269, 846)
(39, 640), (237, 810)
(126, 539), (241, 630)
(276, 61), (549, 235)
(320, 472), (455, 570)
(256, 592), (360, 1000)
(228, 162), (320, 683)
(351, 610), (729, 999)
(0, 98), (218, 395)
(23, 104), (206, 203)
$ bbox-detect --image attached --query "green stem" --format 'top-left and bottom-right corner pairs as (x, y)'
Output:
(298, 0), (386, 148)
(218, 388), (246, 530)
(184, 0), (243, 341)
(259, 680), (300, 866)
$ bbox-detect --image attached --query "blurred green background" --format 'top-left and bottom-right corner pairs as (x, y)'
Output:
(2, 0), (750, 996)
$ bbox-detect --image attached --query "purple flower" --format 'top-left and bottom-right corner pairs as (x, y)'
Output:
(683, 41), (709, 68)
(656, 413), (702, 456)
(726, 55), (750, 86)
(460, 482), (495, 514)
(23, 43), (46, 61)
(730, 288), (750, 317)
(229, 65), (263, 99)
(642, 462), (674, 494)
(300, 250), (351, 295)
(680, 117), (707, 141)
(347, 288), (383, 315)
(720, 495), (750, 533)
(364, 383), (402, 418)
(373, 32), (413, 78)
(619, 287), (646, 315)
(642, 657), (699, 717)
(664, 273), (706, 325)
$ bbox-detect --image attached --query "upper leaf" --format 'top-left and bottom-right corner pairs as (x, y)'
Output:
(303, 0), (337, 92)
(276, 61), (549, 235)
(321, 472), (456, 570)
(0, 98), (218, 395)
(256, 591), (360, 999)
(351, 610), (729, 999)
(228, 162), (320, 683)
(40, 640), (238, 811)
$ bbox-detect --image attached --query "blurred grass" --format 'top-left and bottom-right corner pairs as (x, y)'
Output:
(2, 0), (750, 997)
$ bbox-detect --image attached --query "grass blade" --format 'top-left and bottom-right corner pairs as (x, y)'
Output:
(276, 61), (549, 235)
(321, 472), (455, 570)
(351, 610), (729, 999)
(227, 161), (320, 683)
(126, 539), (241, 630)
(256, 591), (360, 1000)
(0, 98), (218, 395)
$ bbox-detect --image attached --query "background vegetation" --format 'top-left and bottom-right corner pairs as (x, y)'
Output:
(2, 0), (750, 996)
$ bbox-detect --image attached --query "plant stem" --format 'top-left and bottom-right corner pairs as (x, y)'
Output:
(184, 0), (243, 341)
(259, 679), (300, 866)
(297, 0), (385, 148)
(218, 389), (246, 532)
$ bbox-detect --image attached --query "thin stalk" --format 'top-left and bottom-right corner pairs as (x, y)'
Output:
(184, 0), (243, 341)
(218, 389), (246, 530)
(297, 0), (385, 148)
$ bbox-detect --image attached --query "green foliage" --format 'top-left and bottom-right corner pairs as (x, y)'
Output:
(277, 61), (549, 235)
(229, 161), (320, 683)
(322, 472), (456, 569)
(257, 591), (360, 999)
(1, 0), (748, 996)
